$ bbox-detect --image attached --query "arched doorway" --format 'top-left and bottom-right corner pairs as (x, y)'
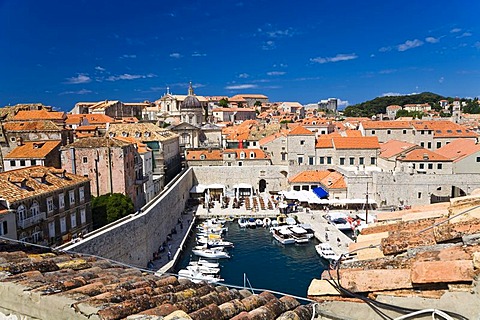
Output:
(259, 179), (267, 193)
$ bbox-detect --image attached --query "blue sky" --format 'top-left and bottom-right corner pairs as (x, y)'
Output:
(1, 1), (479, 111)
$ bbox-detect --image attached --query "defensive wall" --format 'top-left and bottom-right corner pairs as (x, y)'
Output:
(61, 167), (194, 267)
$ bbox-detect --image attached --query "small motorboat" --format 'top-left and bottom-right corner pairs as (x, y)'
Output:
(189, 259), (220, 268)
(238, 217), (248, 228)
(315, 243), (340, 262)
(192, 247), (230, 259)
(178, 269), (224, 284)
(186, 264), (220, 275)
(270, 219), (279, 227)
(277, 214), (287, 225)
(247, 217), (257, 228)
(288, 225), (310, 244)
(255, 219), (263, 227)
(285, 217), (297, 225)
(263, 217), (272, 227)
(270, 226), (295, 245)
(196, 237), (234, 248)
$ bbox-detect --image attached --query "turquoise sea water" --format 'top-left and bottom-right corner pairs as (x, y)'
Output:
(175, 220), (328, 299)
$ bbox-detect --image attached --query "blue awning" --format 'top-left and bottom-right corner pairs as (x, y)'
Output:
(312, 186), (329, 199)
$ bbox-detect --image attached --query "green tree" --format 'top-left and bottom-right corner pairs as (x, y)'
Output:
(254, 100), (262, 107)
(91, 193), (134, 228)
(218, 98), (229, 108)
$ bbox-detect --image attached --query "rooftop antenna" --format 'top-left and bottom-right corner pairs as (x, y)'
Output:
(166, 86), (170, 95)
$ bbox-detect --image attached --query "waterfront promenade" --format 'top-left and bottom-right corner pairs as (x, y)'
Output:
(153, 198), (354, 274)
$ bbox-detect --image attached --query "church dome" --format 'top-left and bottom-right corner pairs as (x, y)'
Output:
(182, 95), (202, 109)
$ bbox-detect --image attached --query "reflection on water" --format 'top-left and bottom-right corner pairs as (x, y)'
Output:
(176, 220), (328, 298)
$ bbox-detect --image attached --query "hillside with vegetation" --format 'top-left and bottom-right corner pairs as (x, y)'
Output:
(343, 92), (446, 117)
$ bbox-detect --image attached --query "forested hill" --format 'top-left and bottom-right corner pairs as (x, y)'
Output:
(343, 92), (446, 117)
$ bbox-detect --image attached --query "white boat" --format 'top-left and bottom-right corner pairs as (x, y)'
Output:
(270, 219), (279, 227)
(247, 217), (257, 228)
(298, 223), (315, 239)
(238, 217), (248, 228)
(189, 259), (220, 269)
(255, 219), (263, 227)
(186, 264), (220, 275)
(315, 243), (340, 262)
(178, 269), (224, 284)
(192, 248), (230, 259)
(196, 237), (234, 248)
(270, 226), (295, 245)
(288, 225), (310, 244)
(326, 212), (352, 231)
(263, 217), (272, 227)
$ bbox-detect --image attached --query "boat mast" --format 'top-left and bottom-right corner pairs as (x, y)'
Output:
(365, 182), (369, 224)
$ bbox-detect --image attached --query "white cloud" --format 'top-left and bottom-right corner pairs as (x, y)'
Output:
(382, 92), (418, 97)
(238, 73), (249, 79)
(450, 28), (462, 33)
(262, 40), (276, 50)
(225, 84), (258, 90)
(439, 76), (444, 83)
(397, 39), (424, 51)
(337, 99), (349, 109)
(273, 63), (288, 68)
(379, 46), (392, 52)
(310, 53), (358, 64)
(65, 74), (91, 84)
(192, 52), (207, 57)
(120, 54), (136, 59)
(170, 52), (182, 58)
(457, 32), (472, 38)
(59, 89), (92, 95)
(425, 36), (439, 43)
(266, 28), (295, 38)
(267, 71), (286, 76)
(95, 66), (106, 72)
(106, 73), (156, 81)
(379, 69), (397, 74)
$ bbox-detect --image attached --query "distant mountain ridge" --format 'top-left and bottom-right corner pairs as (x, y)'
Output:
(343, 92), (446, 117)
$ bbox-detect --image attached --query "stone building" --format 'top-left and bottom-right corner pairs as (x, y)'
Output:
(286, 126), (316, 166)
(230, 94), (269, 107)
(212, 107), (256, 123)
(0, 166), (91, 246)
(60, 137), (146, 210)
(288, 169), (347, 199)
(72, 100), (147, 119)
(315, 136), (380, 167)
(186, 148), (271, 167)
(106, 123), (181, 185)
(259, 131), (288, 165)
(3, 140), (61, 172)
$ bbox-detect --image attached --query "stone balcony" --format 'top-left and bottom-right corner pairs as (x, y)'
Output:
(17, 211), (46, 229)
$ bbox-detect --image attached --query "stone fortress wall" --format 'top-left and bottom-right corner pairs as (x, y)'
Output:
(62, 167), (194, 267)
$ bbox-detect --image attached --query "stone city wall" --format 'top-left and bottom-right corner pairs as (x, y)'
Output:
(61, 168), (194, 268)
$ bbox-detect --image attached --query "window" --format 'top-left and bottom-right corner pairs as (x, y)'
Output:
(80, 209), (86, 224)
(20, 160), (26, 166)
(17, 205), (26, 221)
(200, 155), (205, 160)
(418, 192), (422, 199)
(298, 156), (303, 165)
(59, 193), (65, 209)
(70, 213), (77, 229)
(79, 187), (84, 202)
(47, 197), (54, 213)
(437, 142), (442, 149)
(309, 157), (314, 165)
(60, 217), (67, 233)
(428, 163), (433, 169)
(371, 130), (375, 135)
(437, 163), (443, 170)
(327, 157), (332, 164)
(250, 152), (255, 159)
(387, 130), (391, 134)
(403, 130), (407, 134)
(30, 202), (40, 217)
(339, 157), (345, 165)
(9, 160), (15, 167)
(477, 157), (480, 163)
(420, 130), (424, 135)
(31, 160), (36, 165)
(69, 190), (75, 205)
(0, 221), (7, 235)
(419, 163), (425, 169)
(319, 157), (325, 164)
(420, 142), (425, 147)
(359, 157), (364, 165)
(300, 140), (305, 145)
(281, 153), (287, 161)
(82, 157), (88, 163)
(349, 157), (355, 165)
(240, 152), (245, 159)
(427, 142), (432, 149)
(370, 157), (376, 165)
(293, 186), (301, 191)
(238, 161), (243, 166)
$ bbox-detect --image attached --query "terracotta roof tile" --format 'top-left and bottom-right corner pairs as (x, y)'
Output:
(12, 109), (66, 121)
(3, 120), (63, 132)
(0, 241), (313, 319)
(332, 137), (380, 149)
(289, 170), (346, 190)
(5, 140), (61, 159)
(379, 140), (419, 159)
(287, 126), (314, 135)
(436, 138), (480, 162)
(400, 148), (451, 162)
(361, 120), (412, 129)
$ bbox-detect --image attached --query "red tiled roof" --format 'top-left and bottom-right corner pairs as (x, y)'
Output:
(361, 120), (412, 129)
(5, 141), (61, 159)
(332, 137), (380, 149)
(13, 109), (66, 121)
(287, 126), (314, 135)
(400, 148), (451, 162)
(436, 138), (480, 162)
(379, 140), (418, 159)
(3, 120), (63, 131)
(289, 170), (346, 189)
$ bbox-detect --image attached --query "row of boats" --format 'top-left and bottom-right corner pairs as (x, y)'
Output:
(178, 218), (234, 284)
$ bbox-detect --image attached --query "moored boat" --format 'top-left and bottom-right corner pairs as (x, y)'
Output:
(315, 243), (340, 262)
(247, 217), (257, 228)
(178, 269), (224, 284)
(288, 225), (310, 244)
(255, 219), (263, 227)
(238, 217), (248, 228)
(270, 226), (295, 245)
(263, 217), (272, 227)
(192, 247), (230, 259)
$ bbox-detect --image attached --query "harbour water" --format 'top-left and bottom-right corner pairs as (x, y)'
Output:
(175, 220), (329, 299)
